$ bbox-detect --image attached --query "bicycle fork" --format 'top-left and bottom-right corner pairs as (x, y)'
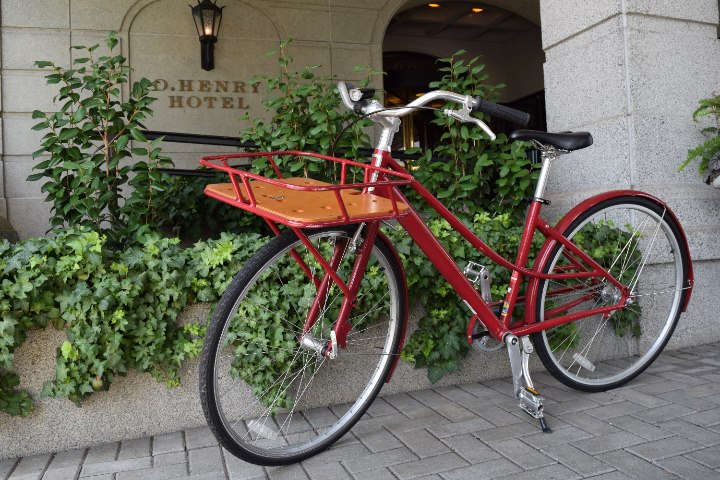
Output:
(504, 334), (552, 433)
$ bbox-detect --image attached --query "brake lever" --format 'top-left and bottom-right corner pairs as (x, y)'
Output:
(444, 105), (497, 141)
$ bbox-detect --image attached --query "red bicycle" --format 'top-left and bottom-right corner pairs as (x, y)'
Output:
(198, 81), (693, 466)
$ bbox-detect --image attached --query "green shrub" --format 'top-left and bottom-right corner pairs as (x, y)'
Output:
(0, 227), (268, 416)
(679, 92), (720, 180)
(29, 32), (171, 248)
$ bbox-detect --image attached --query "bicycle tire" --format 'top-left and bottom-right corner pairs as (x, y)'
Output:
(532, 196), (690, 392)
(199, 226), (406, 465)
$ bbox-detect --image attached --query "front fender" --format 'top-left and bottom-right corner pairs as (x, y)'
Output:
(525, 190), (694, 325)
(375, 230), (410, 383)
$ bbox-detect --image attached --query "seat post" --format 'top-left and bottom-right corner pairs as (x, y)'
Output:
(532, 143), (568, 202)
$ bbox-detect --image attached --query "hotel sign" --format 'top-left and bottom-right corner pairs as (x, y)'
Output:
(153, 78), (261, 109)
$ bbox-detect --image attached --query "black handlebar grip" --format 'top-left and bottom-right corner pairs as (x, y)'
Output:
(472, 97), (530, 126)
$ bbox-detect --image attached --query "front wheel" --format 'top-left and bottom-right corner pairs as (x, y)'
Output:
(532, 196), (690, 392)
(199, 226), (406, 466)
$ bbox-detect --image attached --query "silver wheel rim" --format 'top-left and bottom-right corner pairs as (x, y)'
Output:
(539, 203), (684, 387)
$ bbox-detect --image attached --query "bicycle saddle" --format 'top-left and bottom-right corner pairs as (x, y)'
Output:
(509, 129), (593, 151)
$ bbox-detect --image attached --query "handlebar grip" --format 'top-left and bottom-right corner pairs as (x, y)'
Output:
(472, 97), (530, 126)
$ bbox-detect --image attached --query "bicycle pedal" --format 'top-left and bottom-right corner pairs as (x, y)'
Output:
(518, 387), (545, 419)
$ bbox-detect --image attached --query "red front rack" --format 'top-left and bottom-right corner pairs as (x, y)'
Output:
(200, 151), (415, 228)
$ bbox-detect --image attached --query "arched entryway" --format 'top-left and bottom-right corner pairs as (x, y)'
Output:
(382, 0), (544, 149)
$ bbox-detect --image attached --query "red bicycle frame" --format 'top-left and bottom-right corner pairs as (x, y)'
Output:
(308, 149), (692, 350)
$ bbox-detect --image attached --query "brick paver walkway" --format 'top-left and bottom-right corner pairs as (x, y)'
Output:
(5, 343), (720, 479)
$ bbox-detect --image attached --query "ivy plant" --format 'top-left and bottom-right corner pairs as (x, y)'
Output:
(29, 32), (172, 247)
(0, 227), (267, 416)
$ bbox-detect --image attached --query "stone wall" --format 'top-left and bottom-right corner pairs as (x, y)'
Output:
(540, 0), (720, 349)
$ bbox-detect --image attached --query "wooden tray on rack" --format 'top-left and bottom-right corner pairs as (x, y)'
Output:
(206, 177), (409, 224)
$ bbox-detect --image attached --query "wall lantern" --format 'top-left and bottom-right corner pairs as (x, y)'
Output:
(190, 0), (224, 71)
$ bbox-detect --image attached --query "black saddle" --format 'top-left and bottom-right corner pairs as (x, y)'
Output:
(509, 129), (593, 151)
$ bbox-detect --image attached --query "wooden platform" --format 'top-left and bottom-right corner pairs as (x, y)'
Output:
(206, 177), (409, 223)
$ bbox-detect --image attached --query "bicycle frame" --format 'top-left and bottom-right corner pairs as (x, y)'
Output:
(290, 149), (665, 351)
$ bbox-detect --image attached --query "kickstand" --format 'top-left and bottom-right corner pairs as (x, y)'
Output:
(505, 334), (552, 433)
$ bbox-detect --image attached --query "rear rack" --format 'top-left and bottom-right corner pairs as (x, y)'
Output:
(200, 151), (414, 228)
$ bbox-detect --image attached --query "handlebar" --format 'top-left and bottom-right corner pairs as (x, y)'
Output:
(337, 81), (530, 142)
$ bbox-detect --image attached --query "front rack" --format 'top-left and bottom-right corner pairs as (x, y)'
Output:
(200, 151), (414, 228)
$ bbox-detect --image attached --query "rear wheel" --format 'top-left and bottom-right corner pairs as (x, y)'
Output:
(199, 226), (406, 465)
(532, 196), (690, 392)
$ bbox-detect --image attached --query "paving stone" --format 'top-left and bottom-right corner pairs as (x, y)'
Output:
(626, 436), (703, 461)
(118, 438), (151, 460)
(585, 400), (647, 420)
(428, 417), (494, 439)
(489, 439), (555, 470)
(472, 422), (537, 444)
(304, 407), (339, 430)
(656, 455), (720, 480)
(494, 463), (580, 480)
(114, 462), (187, 480)
(559, 412), (620, 435)
(355, 426), (403, 453)
(84, 443), (118, 465)
(636, 380), (686, 395)
(685, 445), (720, 469)
(658, 371), (709, 386)
(457, 383), (510, 402)
(152, 451), (187, 468)
(152, 432), (185, 455)
(682, 407), (720, 427)
(42, 449), (85, 480)
(441, 434), (501, 465)
(184, 426), (218, 450)
(430, 403), (476, 422)
(659, 418), (720, 446)
(614, 387), (671, 407)
(409, 389), (452, 408)
(573, 431), (645, 455)
(352, 467), (396, 480)
(382, 393), (425, 412)
(472, 404), (525, 427)
(342, 447), (416, 474)
(303, 461), (352, 480)
(541, 443), (613, 477)
(302, 442), (369, 467)
(80, 457), (152, 477)
(389, 452), (468, 479)
(382, 410), (448, 435)
(658, 390), (719, 412)
(8, 454), (51, 479)
(683, 382), (720, 397)
(394, 429), (449, 458)
(223, 449), (265, 480)
(266, 462), (309, 480)
(522, 425), (593, 449)
(546, 397), (601, 416)
(607, 415), (674, 441)
(597, 450), (677, 480)
(433, 385), (479, 403)
(579, 471), (634, 480)
(440, 458), (521, 480)
(0, 458), (17, 478)
(187, 471), (226, 480)
(188, 446), (223, 475)
(631, 403), (697, 423)
(366, 398), (398, 417)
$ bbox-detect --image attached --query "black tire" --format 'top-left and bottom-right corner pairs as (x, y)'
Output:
(532, 196), (690, 392)
(199, 226), (406, 465)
